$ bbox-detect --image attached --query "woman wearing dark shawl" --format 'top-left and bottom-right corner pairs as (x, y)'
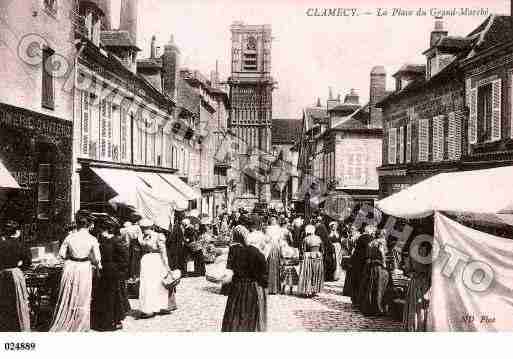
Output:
(344, 227), (372, 306)
(360, 229), (389, 316)
(91, 217), (129, 331)
(0, 220), (31, 331)
(222, 225), (268, 332)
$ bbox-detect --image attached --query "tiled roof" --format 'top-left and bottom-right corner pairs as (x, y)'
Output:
(272, 118), (302, 144)
(473, 15), (513, 53)
(393, 64), (426, 77)
(437, 36), (473, 50)
(330, 103), (360, 113)
(101, 30), (140, 50)
(304, 107), (328, 130)
(177, 78), (200, 117)
(331, 103), (371, 130)
(137, 58), (162, 69)
(378, 59), (460, 106)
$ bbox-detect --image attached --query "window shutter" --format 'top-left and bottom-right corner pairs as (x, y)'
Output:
(388, 128), (397, 164)
(418, 119), (429, 162)
(107, 102), (112, 160)
(491, 79), (502, 141)
(406, 123), (412, 163)
(398, 126), (404, 163)
(432, 116), (444, 162)
(448, 111), (463, 160)
(469, 88), (478, 144)
(81, 91), (90, 156)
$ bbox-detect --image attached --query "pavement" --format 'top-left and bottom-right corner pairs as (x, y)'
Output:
(121, 269), (403, 332)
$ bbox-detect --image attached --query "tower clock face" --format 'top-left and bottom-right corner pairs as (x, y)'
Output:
(247, 36), (256, 50)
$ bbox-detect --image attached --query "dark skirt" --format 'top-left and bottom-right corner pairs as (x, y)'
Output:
(129, 240), (141, 279)
(267, 245), (281, 295)
(323, 243), (336, 282)
(91, 272), (125, 331)
(360, 264), (389, 316)
(297, 252), (324, 297)
(0, 268), (30, 332)
(118, 280), (131, 320)
(222, 278), (267, 332)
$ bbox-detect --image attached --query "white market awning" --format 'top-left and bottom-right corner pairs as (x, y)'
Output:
(0, 160), (20, 189)
(377, 166), (513, 219)
(90, 167), (140, 206)
(159, 173), (201, 200)
(136, 172), (188, 210)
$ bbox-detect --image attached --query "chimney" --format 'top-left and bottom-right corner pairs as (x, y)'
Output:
(162, 35), (180, 100)
(120, 0), (138, 46)
(369, 65), (386, 128)
(150, 35), (156, 58)
(316, 97), (321, 107)
(344, 89), (359, 105)
(97, 0), (112, 30)
(327, 87), (340, 111)
(430, 16), (447, 47)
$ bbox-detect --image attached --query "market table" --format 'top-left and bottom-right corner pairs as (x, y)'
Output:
(24, 265), (62, 331)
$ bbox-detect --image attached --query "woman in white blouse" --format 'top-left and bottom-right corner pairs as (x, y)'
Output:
(50, 211), (101, 332)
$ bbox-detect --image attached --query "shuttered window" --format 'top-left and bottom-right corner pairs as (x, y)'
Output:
(80, 91), (90, 156)
(388, 128), (397, 165)
(100, 99), (113, 160)
(120, 108), (128, 161)
(42, 47), (55, 110)
(432, 116), (444, 162)
(418, 119), (429, 162)
(398, 126), (404, 163)
(406, 123), (412, 163)
(469, 87), (478, 144)
(448, 111), (462, 160)
(491, 79), (502, 141)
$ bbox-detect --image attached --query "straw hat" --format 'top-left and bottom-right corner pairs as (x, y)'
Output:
(305, 224), (315, 235)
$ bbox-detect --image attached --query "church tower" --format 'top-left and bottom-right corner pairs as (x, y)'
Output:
(228, 22), (274, 154)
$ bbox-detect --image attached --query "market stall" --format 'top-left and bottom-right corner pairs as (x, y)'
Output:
(376, 165), (513, 332)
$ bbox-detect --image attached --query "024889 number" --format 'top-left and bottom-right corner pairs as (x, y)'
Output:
(4, 342), (36, 351)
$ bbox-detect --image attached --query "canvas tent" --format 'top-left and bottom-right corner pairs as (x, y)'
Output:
(376, 166), (513, 332)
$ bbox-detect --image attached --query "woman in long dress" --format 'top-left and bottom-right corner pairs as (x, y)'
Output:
(138, 218), (172, 319)
(0, 220), (31, 332)
(50, 213), (101, 332)
(91, 217), (129, 331)
(222, 225), (268, 332)
(265, 216), (282, 295)
(328, 222), (342, 281)
(297, 225), (324, 297)
(360, 232), (389, 315)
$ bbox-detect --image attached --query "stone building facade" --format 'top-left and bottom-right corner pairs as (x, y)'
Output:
(0, 0), (76, 244)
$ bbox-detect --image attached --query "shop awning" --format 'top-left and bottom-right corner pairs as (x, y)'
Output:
(136, 172), (188, 210)
(377, 166), (513, 219)
(159, 173), (201, 200)
(0, 160), (20, 189)
(90, 167), (140, 206)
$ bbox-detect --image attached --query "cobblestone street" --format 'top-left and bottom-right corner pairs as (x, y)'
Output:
(122, 270), (403, 332)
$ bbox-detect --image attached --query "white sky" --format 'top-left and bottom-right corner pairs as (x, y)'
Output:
(110, 0), (509, 118)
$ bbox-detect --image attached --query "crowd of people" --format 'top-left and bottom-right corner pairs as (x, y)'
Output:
(0, 206), (430, 332)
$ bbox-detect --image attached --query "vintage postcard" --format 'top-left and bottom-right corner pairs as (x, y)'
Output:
(0, 0), (512, 351)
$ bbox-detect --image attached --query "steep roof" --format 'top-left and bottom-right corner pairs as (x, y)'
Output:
(467, 15), (513, 56)
(101, 30), (140, 50)
(392, 64), (426, 77)
(331, 103), (371, 130)
(137, 58), (163, 69)
(272, 118), (302, 144)
(303, 107), (328, 130)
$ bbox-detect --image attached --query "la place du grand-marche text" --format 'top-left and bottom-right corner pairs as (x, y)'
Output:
(305, 7), (490, 17)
